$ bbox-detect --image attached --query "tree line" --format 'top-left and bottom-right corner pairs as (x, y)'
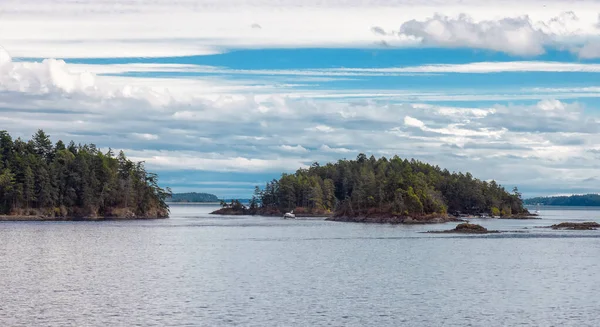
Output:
(524, 194), (600, 206)
(252, 154), (525, 217)
(0, 130), (170, 217)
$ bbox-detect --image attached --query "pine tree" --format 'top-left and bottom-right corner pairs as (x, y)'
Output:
(32, 129), (54, 162)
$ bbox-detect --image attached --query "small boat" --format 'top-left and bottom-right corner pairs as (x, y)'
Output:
(283, 210), (295, 219)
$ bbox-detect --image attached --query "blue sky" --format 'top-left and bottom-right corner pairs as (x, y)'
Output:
(1, 0), (600, 198)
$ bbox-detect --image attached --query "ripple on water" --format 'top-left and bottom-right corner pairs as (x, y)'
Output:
(1, 204), (600, 326)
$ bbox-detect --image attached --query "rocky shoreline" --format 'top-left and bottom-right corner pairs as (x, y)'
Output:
(0, 208), (169, 221)
(0, 215), (168, 221)
(210, 206), (539, 226)
(326, 214), (464, 224)
(547, 222), (600, 230)
(210, 206), (332, 217)
(497, 213), (540, 220)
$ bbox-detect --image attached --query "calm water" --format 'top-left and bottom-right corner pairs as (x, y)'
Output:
(1, 204), (600, 326)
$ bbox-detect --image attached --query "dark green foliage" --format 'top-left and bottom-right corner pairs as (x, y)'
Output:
(524, 194), (600, 206)
(0, 130), (170, 217)
(168, 192), (219, 203)
(256, 153), (525, 217)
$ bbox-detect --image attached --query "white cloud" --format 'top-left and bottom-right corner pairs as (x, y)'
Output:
(398, 13), (565, 56)
(0, 48), (177, 107)
(306, 125), (336, 133)
(2, 1), (600, 58)
(404, 116), (426, 128)
(333, 62), (600, 74)
(319, 145), (353, 153)
(278, 144), (309, 153)
(130, 133), (159, 141)
(125, 149), (309, 172)
(78, 61), (600, 77)
(0, 52), (95, 94)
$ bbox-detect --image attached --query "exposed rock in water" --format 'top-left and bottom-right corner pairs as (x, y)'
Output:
(428, 223), (500, 234)
(210, 207), (251, 215)
(549, 222), (600, 230)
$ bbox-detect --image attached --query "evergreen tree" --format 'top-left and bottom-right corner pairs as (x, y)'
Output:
(32, 129), (54, 162)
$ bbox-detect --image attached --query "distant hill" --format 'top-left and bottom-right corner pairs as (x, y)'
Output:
(524, 194), (600, 206)
(168, 192), (219, 203)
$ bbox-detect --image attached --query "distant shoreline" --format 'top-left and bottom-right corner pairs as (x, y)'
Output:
(524, 194), (600, 207)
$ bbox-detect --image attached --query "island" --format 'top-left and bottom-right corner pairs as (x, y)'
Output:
(168, 192), (219, 203)
(0, 130), (170, 220)
(524, 194), (600, 206)
(211, 153), (531, 223)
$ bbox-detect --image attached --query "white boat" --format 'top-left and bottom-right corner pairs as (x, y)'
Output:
(283, 210), (295, 219)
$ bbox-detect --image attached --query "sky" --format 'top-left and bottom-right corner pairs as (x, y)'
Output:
(1, 0), (600, 198)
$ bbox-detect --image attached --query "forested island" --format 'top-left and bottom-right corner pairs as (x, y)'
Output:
(0, 130), (170, 220)
(212, 154), (529, 223)
(168, 192), (219, 203)
(524, 194), (600, 206)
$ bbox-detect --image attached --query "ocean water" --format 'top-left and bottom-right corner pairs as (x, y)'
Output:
(1, 204), (599, 326)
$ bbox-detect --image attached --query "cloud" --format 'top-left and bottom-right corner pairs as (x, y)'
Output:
(371, 26), (387, 35)
(0, 48), (176, 108)
(399, 14), (550, 56)
(332, 61), (600, 74)
(404, 116), (426, 128)
(0, 47), (11, 66)
(3, 1), (600, 58)
(278, 144), (309, 153)
(319, 145), (353, 153)
(130, 133), (159, 140)
(125, 149), (310, 173)
(575, 41), (600, 59)
(306, 125), (335, 133)
(396, 11), (600, 57)
(0, 50), (95, 94)
(61, 61), (600, 82)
